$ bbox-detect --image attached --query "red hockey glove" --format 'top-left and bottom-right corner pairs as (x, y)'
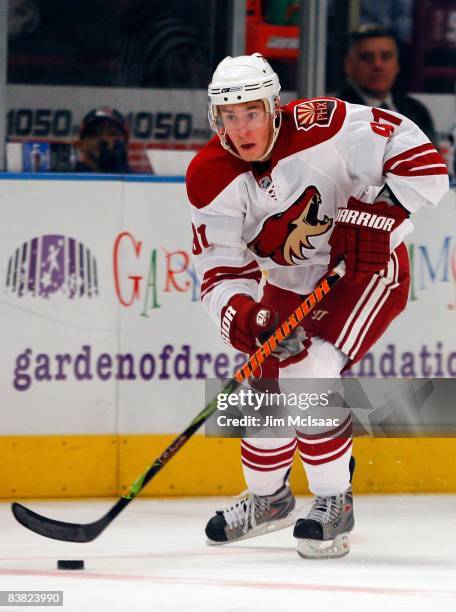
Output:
(221, 294), (309, 368)
(221, 294), (276, 354)
(329, 197), (408, 284)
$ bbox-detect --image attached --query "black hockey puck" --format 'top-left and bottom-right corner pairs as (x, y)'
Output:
(57, 560), (84, 570)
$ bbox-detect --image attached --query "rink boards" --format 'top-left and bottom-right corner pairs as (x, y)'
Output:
(0, 175), (455, 497)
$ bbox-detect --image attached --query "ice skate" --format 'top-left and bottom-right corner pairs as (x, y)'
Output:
(205, 484), (297, 545)
(293, 486), (354, 559)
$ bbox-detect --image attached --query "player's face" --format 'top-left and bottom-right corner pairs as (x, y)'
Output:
(218, 101), (272, 162)
(345, 37), (399, 98)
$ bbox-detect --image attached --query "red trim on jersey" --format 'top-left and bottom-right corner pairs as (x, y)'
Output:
(186, 135), (250, 209)
(389, 164), (448, 177)
(200, 271), (260, 300)
(200, 261), (261, 300)
(383, 143), (434, 171)
(383, 143), (448, 177)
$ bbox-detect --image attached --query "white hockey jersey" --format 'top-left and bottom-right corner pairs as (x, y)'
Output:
(186, 98), (449, 325)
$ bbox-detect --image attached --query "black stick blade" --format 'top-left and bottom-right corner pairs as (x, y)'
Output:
(11, 503), (103, 543)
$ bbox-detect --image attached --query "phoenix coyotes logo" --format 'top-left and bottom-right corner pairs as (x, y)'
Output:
(248, 186), (332, 266)
(294, 100), (337, 131)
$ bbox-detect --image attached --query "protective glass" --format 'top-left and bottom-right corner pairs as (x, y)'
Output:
(214, 104), (271, 134)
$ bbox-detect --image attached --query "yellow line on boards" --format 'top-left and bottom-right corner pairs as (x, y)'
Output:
(1, 435), (456, 498)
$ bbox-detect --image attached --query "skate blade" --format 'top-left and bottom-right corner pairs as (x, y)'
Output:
(207, 507), (300, 546)
(296, 533), (350, 559)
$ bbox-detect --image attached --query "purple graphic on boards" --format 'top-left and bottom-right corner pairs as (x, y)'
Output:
(5, 235), (98, 298)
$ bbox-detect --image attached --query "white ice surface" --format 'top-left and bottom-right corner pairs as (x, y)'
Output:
(1, 495), (455, 611)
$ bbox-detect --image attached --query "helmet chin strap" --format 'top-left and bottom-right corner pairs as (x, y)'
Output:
(257, 112), (282, 161)
(218, 111), (282, 162)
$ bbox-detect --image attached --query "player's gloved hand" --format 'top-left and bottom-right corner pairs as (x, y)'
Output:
(220, 294), (276, 353)
(271, 326), (309, 367)
(328, 197), (409, 284)
(221, 294), (309, 368)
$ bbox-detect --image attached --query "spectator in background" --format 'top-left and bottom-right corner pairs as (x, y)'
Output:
(338, 24), (436, 143)
(75, 106), (132, 173)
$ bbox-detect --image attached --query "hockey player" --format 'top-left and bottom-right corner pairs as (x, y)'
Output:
(186, 53), (448, 558)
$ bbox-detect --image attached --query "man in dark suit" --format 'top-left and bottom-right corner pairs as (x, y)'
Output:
(338, 24), (436, 143)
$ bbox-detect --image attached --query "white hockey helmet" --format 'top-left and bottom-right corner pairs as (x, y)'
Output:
(208, 53), (282, 160)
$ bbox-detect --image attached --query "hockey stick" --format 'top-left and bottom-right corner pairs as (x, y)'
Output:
(12, 261), (346, 542)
